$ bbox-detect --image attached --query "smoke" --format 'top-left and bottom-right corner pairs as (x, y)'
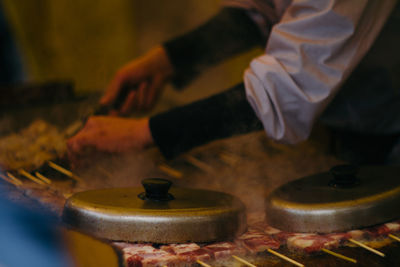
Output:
(72, 130), (341, 223)
(0, 112), (342, 226)
(74, 148), (162, 190)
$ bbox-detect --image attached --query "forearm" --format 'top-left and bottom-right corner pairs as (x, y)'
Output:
(149, 83), (263, 159)
(163, 7), (266, 88)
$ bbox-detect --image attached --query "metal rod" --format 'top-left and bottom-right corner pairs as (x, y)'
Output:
(48, 161), (82, 182)
(35, 172), (52, 185)
(196, 260), (212, 267)
(5, 172), (23, 186)
(18, 169), (46, 185)
(389, 234), (400, 242)
(321, 248), (357, 264)
(267, 248), (304, 267)
(348, 238), (385, 257)
(232, 255), (257, 267)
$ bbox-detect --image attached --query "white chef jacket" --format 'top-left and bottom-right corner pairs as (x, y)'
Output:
(223, 0), (399, 144)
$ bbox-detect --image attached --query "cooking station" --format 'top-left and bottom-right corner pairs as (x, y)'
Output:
(1, 96), (400, 267)
(0, 0), (398, 265)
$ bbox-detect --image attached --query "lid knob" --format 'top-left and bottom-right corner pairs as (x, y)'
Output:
(329, 164), (360, 187)
(138, 178), (174, 201)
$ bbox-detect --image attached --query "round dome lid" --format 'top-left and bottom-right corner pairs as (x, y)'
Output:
(63, 178), (246, 243)
(265, 165), (400, 233)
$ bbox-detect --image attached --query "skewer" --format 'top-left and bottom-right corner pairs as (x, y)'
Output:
(267, 249), (304, 267)
(389, 234), (400, 242)
(5, 172), (23, 186)
(0, 173), (19, 186)
(348, 238), (385, 257)
(48, 161), (82, 182)
(232, 255), (257, 267)
(18, 169), (46, 185)
(158, 163), (183, 179)
(321, 248), (357, 264)
(185, 155), (214, 173)
(96, 166), (113, 179)
(35, 172), (52, 185)
(196, 260), (212, 267)
(219, 152), (240, 166)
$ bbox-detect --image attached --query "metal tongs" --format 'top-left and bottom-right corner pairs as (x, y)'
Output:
(65, 84), (136, 137)
(90, 83), (137, 116)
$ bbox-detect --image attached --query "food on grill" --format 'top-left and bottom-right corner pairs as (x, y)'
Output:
(114, 219), (400, 266)
(203, 242), (246, 260)
(286, 233), (350, 253)
(161, 243), (212, 263)
(117, 244), (181, 267)
(251, 222), (350, 253)
(236, 229), (280, 252)
(0, 120), (67, 171)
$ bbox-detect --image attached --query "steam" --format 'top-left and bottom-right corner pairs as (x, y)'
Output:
(73, 130), (341, 222)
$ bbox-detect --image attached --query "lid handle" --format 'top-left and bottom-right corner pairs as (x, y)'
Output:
(138, 178), (174, 201)
(329, 164), (360, 187)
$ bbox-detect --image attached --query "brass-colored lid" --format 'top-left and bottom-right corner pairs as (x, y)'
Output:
(63, 179), (246, 243)
(265, 165), (400, 233)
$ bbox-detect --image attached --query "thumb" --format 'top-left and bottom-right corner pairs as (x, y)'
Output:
(100, 73), (125, 106)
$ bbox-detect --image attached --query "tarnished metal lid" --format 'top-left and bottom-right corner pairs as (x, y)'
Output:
(265, 165), (400, 233)
(63, 178), (246, 243)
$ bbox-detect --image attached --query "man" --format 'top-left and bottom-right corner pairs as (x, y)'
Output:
(68, 0), (400, 164)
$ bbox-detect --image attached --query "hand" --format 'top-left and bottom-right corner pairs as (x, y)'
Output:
(67, 116), (153, 157)
(101, 45), (174, 114)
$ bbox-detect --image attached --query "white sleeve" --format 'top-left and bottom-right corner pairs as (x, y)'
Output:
(221, 0), (288, 38)
(244, 0), (397, 144)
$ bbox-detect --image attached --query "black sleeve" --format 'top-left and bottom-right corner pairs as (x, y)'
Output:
(149, 83), (263, 159)
(163, 7), (266, 88)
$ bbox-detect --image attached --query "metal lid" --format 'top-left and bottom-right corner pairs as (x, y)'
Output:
(265, 165), (400, 233)
(63, 178), (246, 243)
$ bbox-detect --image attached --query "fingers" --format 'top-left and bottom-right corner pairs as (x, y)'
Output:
(67, 117), (153, 165)
(119, 81), (147, 115)
(67, 137), (79, 156)
(101, 68), (149, 114)
(67, 130), (98, 169)
(145, 75), (164, 109)
(119, 90), (137, 115)
(124, 77), (165, 112)
(117, 79), (161, 114)
(137, 81), (148, 110)
(101, 71), (125, 106)
(100, 47), (170, 114)
(67, 129), (90, 155)
(67, 116), (101, 154)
